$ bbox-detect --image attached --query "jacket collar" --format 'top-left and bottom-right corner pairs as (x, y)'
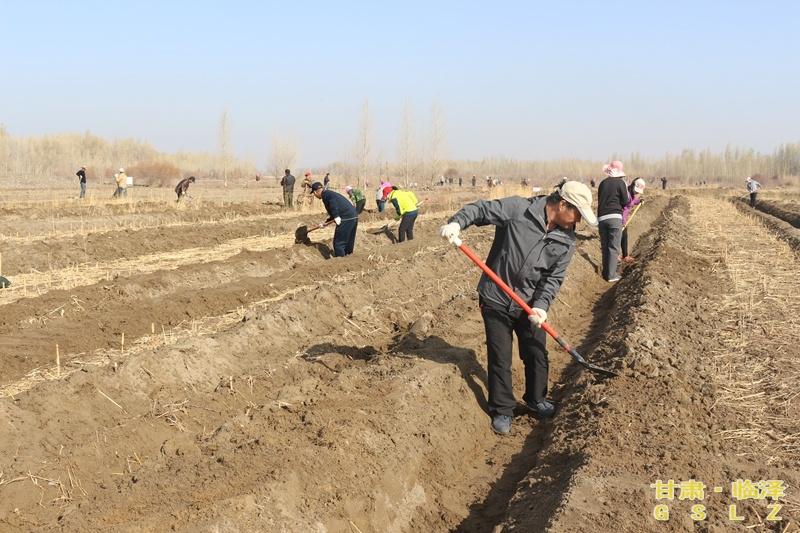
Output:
(526, 196), (576, 246)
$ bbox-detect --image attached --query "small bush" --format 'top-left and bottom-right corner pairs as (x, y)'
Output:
(125, 161), (183, 187)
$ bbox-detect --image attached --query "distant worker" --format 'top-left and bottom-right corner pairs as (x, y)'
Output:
(311, 182), (358, 257)
(555, 176), (568, 190)
(76, 166), (87, 198)
(458, 176), (463, 187)
(472, 175), (476, 187)
(386, 186), (420, 242)
(345, 185), (367, 214)
(597, 161), (630, 282)
(746, 176), (761, 207)
(375, 179), (391, 212)
(590, 178), (596, 188)
(297, 172), (313, 206)
(175, 176), (196, 202)
(440, 181), (597, 434)
(113, 168), (128, 198)
(660, 176), (667, 190)
(620, 178), (645, 263)
(301, 172), (313, 192)
(280, 169), (296, 208)
(323, 172), (331, 190)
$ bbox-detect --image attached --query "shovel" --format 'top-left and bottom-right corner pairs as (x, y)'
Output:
(367, 221), (394, 235)
(623, 203), (641, 230)
(452, 237), (619, 377)
(295, 222), (328, 243)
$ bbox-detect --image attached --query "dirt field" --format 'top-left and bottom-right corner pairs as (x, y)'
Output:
(0, 186), (798, 532)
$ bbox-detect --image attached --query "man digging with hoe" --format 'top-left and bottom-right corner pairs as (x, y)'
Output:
(440, 181), (597, 435)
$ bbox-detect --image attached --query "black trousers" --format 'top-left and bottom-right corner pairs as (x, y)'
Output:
(749, 192), (757, 207)
(481, 301), (549, 417)
(398, 211), (418, 242)
(621, 227), (629, 258)
(332, 219), (357, 257)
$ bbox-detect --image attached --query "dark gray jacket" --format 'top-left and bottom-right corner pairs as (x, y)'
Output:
(448, 196), (576, 313)
(280, 173), (296, 192)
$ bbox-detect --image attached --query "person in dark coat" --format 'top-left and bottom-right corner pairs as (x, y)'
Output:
(175, 176), (196, 201)
(76, 166), (87, 198)
(312, 182), (358, 257)
(280, 169), (296, 208)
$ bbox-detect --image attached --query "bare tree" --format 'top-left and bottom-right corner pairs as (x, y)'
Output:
(218, 111), (231, 186)
(428, 101), (447, 184)
(397, 101), (416, 186)
(268, 136), (298, 183)
(357, 99), (372, 189)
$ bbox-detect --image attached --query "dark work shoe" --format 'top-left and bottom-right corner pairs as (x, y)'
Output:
(526, 399), (556, 419)
(491, 415), (513, 435)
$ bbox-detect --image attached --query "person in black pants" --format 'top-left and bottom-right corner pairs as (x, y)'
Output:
(386, 187), (419, 243)
(746, 176), (761, 207)
(440, 181), (598, 435)
(481, 300), (549, 420)
(175, 176), (196, 201)
(312, 182), (358, 257)
(76, 166), (87, 198)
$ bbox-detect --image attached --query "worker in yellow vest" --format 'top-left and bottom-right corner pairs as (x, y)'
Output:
(386, 186), (420, 242)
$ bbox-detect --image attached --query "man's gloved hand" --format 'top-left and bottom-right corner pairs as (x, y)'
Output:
(528, 308), (548, 328)
(334, 216), (342, 226)
(439, 222), (461, 243)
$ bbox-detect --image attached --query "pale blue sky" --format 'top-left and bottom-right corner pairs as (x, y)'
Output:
(2, 0), (798, 167)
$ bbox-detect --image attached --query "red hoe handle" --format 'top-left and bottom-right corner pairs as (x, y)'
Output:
(453, 238), (618, 377)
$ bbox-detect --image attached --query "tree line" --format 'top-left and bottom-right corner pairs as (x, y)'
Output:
(1, 123), (798, 187)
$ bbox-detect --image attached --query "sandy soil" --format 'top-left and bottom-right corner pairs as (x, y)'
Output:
(1, 187), (797, 532)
